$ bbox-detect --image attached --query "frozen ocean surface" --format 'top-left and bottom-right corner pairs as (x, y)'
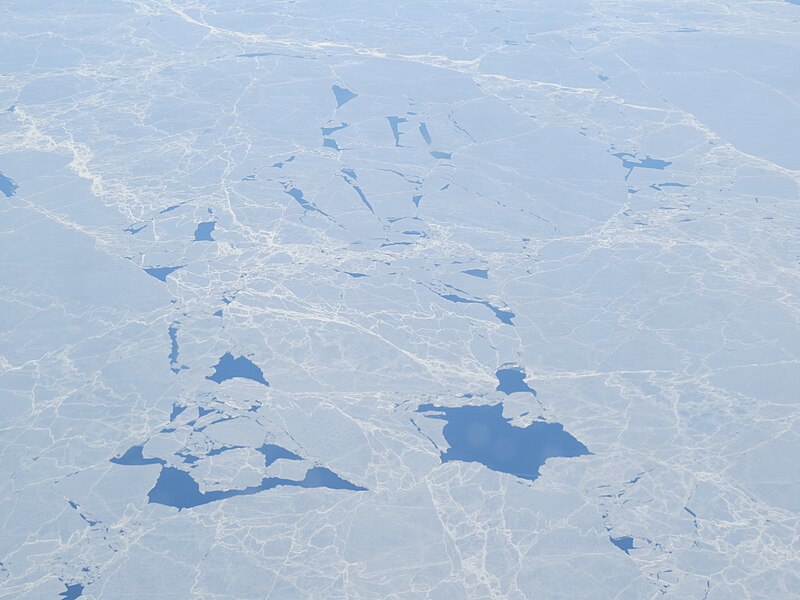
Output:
(0, 1), (799, 598)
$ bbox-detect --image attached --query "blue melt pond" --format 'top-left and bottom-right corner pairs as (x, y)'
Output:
(144, 266), (182, 282)
(332, 85), (357, 107)
(418, 403), (590, 481)
(194, 221), (215, 241)
(206, 445), (242, 457)
(613, 152), (671, 170)
(169, 404), (186, 421)
(610, 535), (635, 554)
(258, 443), (302, 466)
(462, 268), (488, 279)
(111, 442), (365, 508)
(322, 123), (348, 136)
(147, 465), (366, 509)
(111, 445), (164, 466)
(206, 352), (269, 386)
(59, 583), (84, 600)
(613, 152), (672, 180)
(387, 115), (408, 146)
(496, 367), (536, 396)
(286, 186), (328, 216)
(124, 224), (147, 234)
(440, 293), (515, 326)
(168, 325), (179, 365)
(0, 170), (18, 197)
(419, 122), (432, 144)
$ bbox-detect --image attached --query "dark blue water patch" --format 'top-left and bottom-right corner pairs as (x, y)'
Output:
(323, 138), (340, 150)
(418, 403), (590, 481)
(147, 465), (366, 509)
(242, 174), (256, 181)
(332, 85), (357, 107)
(412, 194), (423, 207)
(685, 506), (699, 530)
(496, 367), (536, 396)
(257, 443), (303, 466)
(344, 271), (367, 278)
(213, 309), (223, 317)
(285, 187), (329, 217)
(208, 415), (235, 428)
(178, 452), (200, 464)
(0, 170), (18, 197)
(352, 185), (374, 213)
(299, 467), (366, 491)
(169, 404), (186, 421)
(273, 156), (295, 169)
(160, 204), (180, 214)
(144, 266), (182, 282)
(612, 152), (672, 180)
(206, 352), (269, 386)
(381, 241), (414, 248)
(387, 116), (408, 146)
(341, 168), (357, 180)
(625, 473), (643, 486)
(598, 74), (609, 81)
(207, 445), (243, 457)
(610, 535), (635, 554)
(194, 221), (216, 241)
(321, 123), (348, 136)
(147, 467), (217, 508)
(462, 269), (488, 279)
(168, 324), (179, 369)
(438, 291), (515, 325)
(111, 445), (165, 466)
(430, 151), (452, 160)
(419, 123), (432, 145)
(59, 583), (84, 600)
(68, 500), (98, 527)
(123, 224), (147, 234)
